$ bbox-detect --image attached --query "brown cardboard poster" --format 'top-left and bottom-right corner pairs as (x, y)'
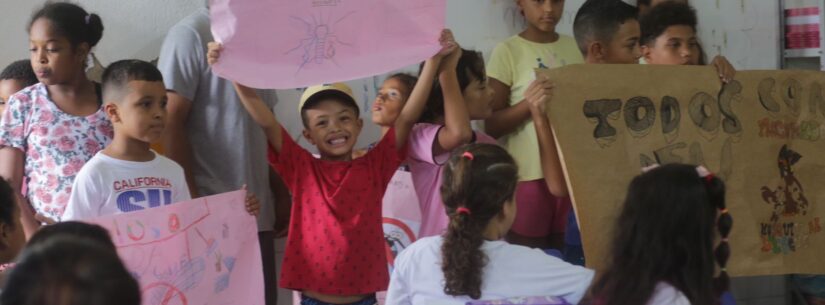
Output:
(540, 64), (825, 276)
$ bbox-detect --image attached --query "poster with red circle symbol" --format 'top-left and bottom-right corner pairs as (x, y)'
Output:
(85, 190), (263, 305)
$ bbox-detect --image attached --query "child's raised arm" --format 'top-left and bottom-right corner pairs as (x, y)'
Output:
(393, 29), (458, 148)
(207, 42), (284, 153)
(526, 77), (568, 197)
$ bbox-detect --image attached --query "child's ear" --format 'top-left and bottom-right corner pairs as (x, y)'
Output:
(356, 118), (364, 129)
(104, 103), (121, 123)
(0, 223), (9, 250)
(301, 129), (316, 145)
(587, 42), (605, 62)
(74, 42), (91, 63)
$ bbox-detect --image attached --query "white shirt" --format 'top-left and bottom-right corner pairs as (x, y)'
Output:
(647, 282), (691, 305)
(62, 151), (191, 220)
(385, 236), (595, 305)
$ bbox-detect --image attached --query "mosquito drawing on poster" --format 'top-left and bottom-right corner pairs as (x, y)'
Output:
(285, 11), (356, 73)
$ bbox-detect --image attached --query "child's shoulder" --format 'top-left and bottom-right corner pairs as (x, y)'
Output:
(395, 236), (442, 264)
(8, 83), (46, 107)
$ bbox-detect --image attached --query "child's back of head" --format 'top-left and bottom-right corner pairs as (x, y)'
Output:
(418, 49), (486, 124)
(0, 235), (139, 305)
(588, 163), (732, 305)
(573, 0), (640, 64)
(26, 221), (116, 252)
(0, 60), (38, 114)
(0, 177), (25, 264)
(440, 143), (519, 299)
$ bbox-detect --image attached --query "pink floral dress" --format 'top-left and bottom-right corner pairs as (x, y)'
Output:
(0, 83), (113, 220)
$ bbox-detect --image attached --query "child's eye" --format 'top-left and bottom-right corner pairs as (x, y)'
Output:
(316, 120), (327, 127)
(46, 48), (59, 53)
(161, 101), (168, 108)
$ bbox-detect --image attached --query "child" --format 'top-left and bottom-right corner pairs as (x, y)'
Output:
(585, 163), (732, 305)
(0, 235), (140, 305)
(61, 60), (259, 220)
(386, 144), (594, 304)
(207, 31), (454, 305)
(573, 0), (641, 64)
(371, 73), (419, 139)
(0, 60), (38, 115)
(485, 0), (581, 250)
(0, 3), (112, 235)
(639, 2), (735, 82)
(0, 177), (25, 266)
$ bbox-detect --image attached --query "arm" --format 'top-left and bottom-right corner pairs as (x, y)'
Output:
(232, 83), (283, 153)
(270, 168), (291, 238)
(161, 93), (198, 198)
(484, 78), (532, 138)
(394, 29), (453, 147)
(432, 63), (474, 155)
(206, 42), (284, 153)
(0, 148), (39, 237)
(525, 78), (568, 197)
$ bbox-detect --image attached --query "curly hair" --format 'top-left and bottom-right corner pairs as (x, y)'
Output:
(440, 143), (518, 299)
(639, 1), (697, 46)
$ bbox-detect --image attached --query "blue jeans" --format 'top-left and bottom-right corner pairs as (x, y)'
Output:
(300, 295), (377, 305)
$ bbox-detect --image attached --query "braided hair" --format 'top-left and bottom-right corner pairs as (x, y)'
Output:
(440, 143), (518, 299)
(585, 163), (732, 305)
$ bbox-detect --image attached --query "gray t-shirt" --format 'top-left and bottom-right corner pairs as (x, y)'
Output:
(157, 8), (277, 231)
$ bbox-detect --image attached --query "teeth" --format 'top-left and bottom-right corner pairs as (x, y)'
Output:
(330, 138), (346, 145)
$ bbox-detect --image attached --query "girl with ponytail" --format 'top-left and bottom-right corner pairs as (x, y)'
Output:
(585, 163), (733, 305)
(0, 2), (112, 235)
(386, 143), (594, 305)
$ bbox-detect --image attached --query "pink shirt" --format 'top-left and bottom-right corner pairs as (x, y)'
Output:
(0, 83), (113, 219)
(407, 123), (497, 237)
(269, 126), (406, 294)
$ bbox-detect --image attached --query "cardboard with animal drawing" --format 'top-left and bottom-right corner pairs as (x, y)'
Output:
(539, 64), (825, 276)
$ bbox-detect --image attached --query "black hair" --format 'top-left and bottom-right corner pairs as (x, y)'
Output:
(639, 1), (697, 46)
(27, 221), (116, 252)
(101, 59), (164, 102)
(0, 178), (16, 228)
(440, 143), (519, 299)
(387, 72), (418, 98)
(0, 60), (38, 87)
(573, 0), (639, 55)
(418, 49), (485, 124)
(28, 2), (104, 48)
(586, 163), (732, 305)
(300, 90), (360, 128)
(0, 235), (140, 305)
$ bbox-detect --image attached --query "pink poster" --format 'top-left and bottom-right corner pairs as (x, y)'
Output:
(209, 0), (446, 89)
(85, 190), (263, 305)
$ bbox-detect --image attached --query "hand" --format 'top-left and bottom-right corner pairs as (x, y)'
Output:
(35, 212), (57, 225)
(241, 185), (260, 216)
(524, 77), (555, 116)
(435, 29), (457, 60)
(710, 55), (735, 83)
(439, 35), (463, 73)
(207, 42), (223, 66)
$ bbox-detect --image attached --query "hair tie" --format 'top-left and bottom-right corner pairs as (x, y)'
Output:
(462, 151), (474, 161)
(456, 207), (471, 215)
(85, 14), (91, 25)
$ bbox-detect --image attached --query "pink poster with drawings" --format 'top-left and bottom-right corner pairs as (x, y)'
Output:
(209, 0), (445, 89)
(85, 190), (263, 305)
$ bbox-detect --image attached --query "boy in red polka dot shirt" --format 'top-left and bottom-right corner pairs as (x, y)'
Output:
(208, 30), (458, 304)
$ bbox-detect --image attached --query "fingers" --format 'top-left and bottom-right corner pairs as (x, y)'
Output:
(207, 42), (223, 65)
(712, 56), (735, 83)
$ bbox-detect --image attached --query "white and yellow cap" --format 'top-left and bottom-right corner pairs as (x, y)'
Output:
(298, 83), (359, 115)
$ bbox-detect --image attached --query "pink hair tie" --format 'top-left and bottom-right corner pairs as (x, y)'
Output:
(462, 151), (474, 160)
(456, 207), (472, 215)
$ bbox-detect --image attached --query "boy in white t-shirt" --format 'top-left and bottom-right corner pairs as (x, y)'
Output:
(63, 60), (258, 220)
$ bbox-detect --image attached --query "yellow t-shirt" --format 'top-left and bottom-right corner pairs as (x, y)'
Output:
(487, 34), (583, 181)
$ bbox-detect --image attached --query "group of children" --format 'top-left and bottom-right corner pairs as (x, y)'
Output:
(0, 0), (749, 304)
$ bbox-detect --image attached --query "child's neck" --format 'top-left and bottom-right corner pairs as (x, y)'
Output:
(519, 27), (560, 44)
(380, 126), (391, 138)
(103, 134), (154, 162)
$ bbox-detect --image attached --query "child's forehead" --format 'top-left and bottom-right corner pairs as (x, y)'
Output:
(660, 25), (696, 39)
(121, 80), (167, 96)
(305, 99), (358, 115)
